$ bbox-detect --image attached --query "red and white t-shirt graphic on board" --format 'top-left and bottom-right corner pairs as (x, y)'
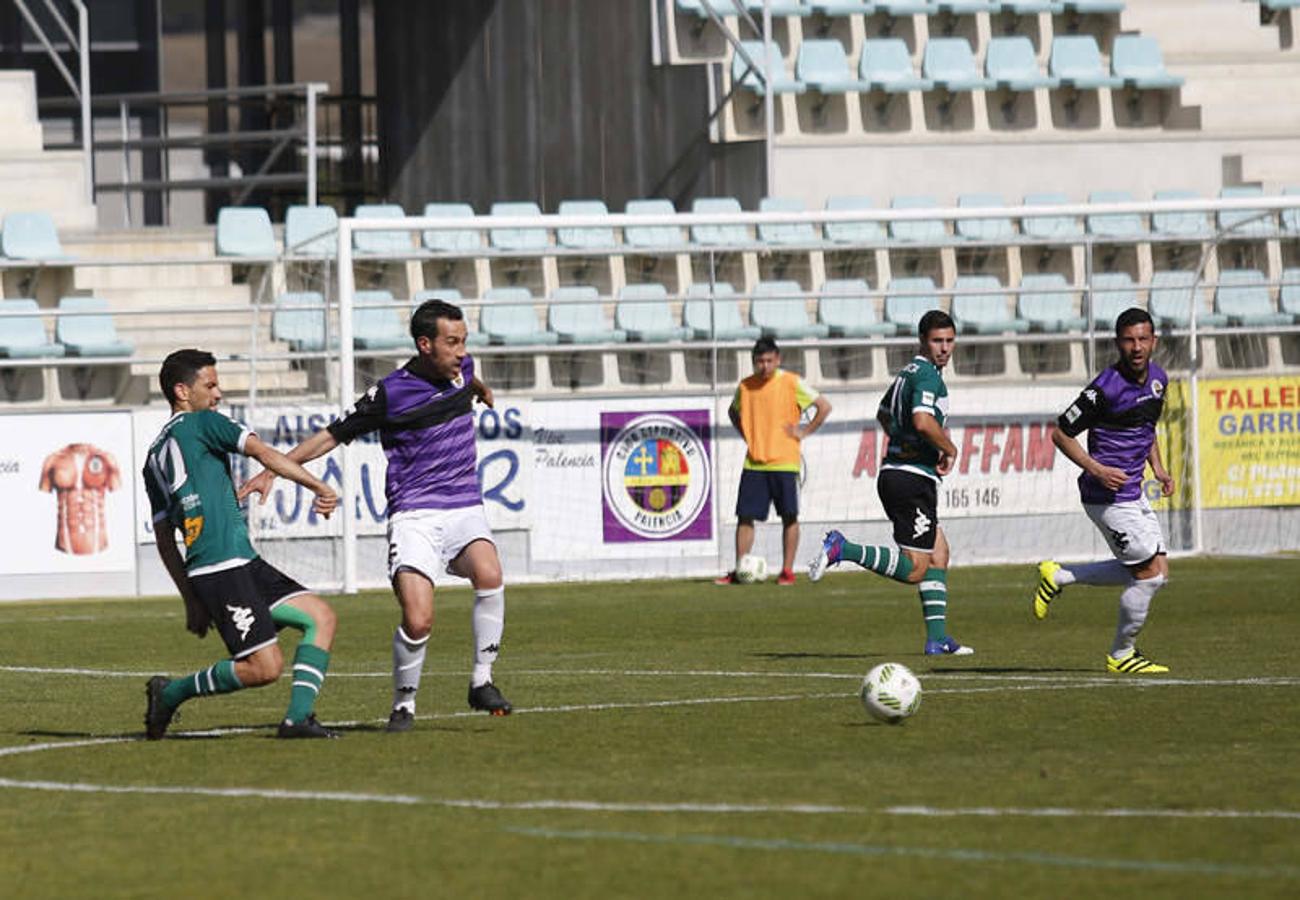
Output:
(38, 443), (121, 555)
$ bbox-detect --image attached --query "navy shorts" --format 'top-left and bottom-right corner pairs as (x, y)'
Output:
(189, 558), (311, 659)
(736, 469), (799, 521)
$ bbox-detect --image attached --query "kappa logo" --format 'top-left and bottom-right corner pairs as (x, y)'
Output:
(1108, 528), (1130, 553)
(913, 509), (932, 539)
(1084, 388), (1098, 404)
(480, 643), (501, 655)
(227, 604), (256, 640)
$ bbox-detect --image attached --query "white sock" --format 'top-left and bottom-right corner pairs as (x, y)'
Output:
(1060, 559), (1132, 587)
(471, 586), (505, 688)
(1111, 575), (1166, 658)
(392, 625), (429, 712)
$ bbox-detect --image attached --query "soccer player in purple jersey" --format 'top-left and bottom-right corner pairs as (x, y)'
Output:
(1032, 307), (1175, 674)
(240, 299), (512, 729)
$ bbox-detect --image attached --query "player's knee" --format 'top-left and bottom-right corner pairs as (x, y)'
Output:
(242, 647), (282, 687)
(402, 608), (434, 638)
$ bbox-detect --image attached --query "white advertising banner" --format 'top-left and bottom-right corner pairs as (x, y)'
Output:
(0, 412), (136, 575)
(532, 397), (717, 561)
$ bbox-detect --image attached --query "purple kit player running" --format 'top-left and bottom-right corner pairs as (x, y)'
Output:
(1032, 307), (1175, 674)
(241, 299), (512, 729)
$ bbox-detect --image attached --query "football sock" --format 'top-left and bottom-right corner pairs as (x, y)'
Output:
(1059, 560), (1131, 587)
(271, 601), (318, 646)
(283, 643), (330, 725)
(840, 539), (915, 583)
(471, 586), (505, 688)
(392, 625), (429, 713)
(162, 658), (242, 710)
(1111, 574), (1166, 658)
(919, 567), (948, 642)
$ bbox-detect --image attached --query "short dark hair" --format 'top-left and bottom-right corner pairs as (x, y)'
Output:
(918, 309), (955, 338)
(751, 336), (780, 358)
(410, 298), (465, 343)
(1115, 306), (1153, 337)
(159, 348), (216, 406)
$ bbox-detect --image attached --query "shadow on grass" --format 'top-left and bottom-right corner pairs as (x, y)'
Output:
(923, 665), (1095, 674)
(749, 651), (875, 661)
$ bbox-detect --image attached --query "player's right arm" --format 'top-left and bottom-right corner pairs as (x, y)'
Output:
(1053, 382), (1128, 491)
(912, 411), (958, 475)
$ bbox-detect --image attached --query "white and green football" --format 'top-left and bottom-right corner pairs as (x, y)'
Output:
(861, 662), (922, 724)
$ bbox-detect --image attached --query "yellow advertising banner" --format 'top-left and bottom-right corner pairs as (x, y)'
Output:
(1198, 376), (1300, 508)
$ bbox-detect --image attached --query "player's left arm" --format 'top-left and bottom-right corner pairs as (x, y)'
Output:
(1148, 438), (1175, 497)
(242, 435), (338, 518)
(470, 375), (494, 409)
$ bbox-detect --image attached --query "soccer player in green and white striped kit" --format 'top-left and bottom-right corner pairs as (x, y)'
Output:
(141, 348), (341, 739)
(807, 310), (974, 656)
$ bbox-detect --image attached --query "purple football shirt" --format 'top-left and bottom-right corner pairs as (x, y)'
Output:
(1057, 361), (1168, 504)
(328, 355), (481, 513)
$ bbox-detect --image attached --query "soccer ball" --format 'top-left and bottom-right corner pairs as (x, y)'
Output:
(860, 662), (922, 724)
(735, 554), (769, 584)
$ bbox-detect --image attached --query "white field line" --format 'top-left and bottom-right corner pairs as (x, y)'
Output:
(501, 826), (1300, 879)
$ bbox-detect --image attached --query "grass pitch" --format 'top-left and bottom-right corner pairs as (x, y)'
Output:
(1, 557), (1298, 899)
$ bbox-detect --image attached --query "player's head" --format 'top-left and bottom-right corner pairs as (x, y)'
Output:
(1114, 307), (1157, 377)
(159, 348), (220, 411)
(750, 336), (781, 379)
(917, 310), (956, 370)
(410, 298), (469, 381)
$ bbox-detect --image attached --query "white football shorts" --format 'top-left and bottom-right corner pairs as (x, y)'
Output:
(386, 505), (495, 581)
(1083, 495), (1165, 565)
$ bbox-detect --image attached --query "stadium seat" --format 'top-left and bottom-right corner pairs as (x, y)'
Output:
(876, 0), (931, 12)
(691, 197), (756, 247)
(956, 193), (1015, 241)
(991, 1), (1063, 13)
(353, 290), (409, 350)
(797, 40), (866, 95)
(859, 38), (934, 93)
(818, 280), (898, 337)
(1086, 190), (1146, 238)
(285, 204), (339, 256)
(55, 297), (134, 357)
(1282, 187), (1300, 234)
(732, 41), (806, 96)
(490, 201), (550, 252)
(549, 286), (626, 344)
(1280, 268), (1300, 321)
(1217, 187), (1274, 238)
(674, 0), (711, 18)
(1017, 273), (1086, 331)
(684, 283), (762, 341)
(616, 284), (689, 342)
(1049, 36), (1123, 89)
(215, 207), (276, 257)
(951, 276), (1030, 333)
(758, 196), (818, 246)
(353, 204), (412, 254)
(1060, 1), (1125, 13)
(923, 38), (995, 92)
(812, 1), (875, 14)
(750, 280), (831, 339)
(2, 211), (64, 259)
(556, 199), (616, 250)
(1151, 189), (1208, 237)
(482, 287), (558, 345)
(986, 36), (1059, 91)
(421, 203), (482, 254)
(889, 195), (946, 243)
(824, 195), (887, 243)
(1149, 271), (1227, 328)
(272, 291), (329, 351)
(1022, 192), (1084, 239)
(935, 2), (997, 16)
(625, 199), (685, 249)
(742, 0), (810, 14)
(0, 298), (63, 358)
(1111, 35), (1183, 90)
(413, 288), (487, 346)
(1261, 0), (1300, 10)
(885, 277), (943, 334)
(1215, 269), (1291, 327)
(1088, 272), (1140, 327)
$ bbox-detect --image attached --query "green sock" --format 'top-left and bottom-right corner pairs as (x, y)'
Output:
(840, 539), (915, 583)
(283, 643), (330, 724)
(162, 658), (242, 710)
(919, 567), (948, 642)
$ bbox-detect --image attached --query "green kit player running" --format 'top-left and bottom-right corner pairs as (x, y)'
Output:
(142, 349), (341, 739)
(807, 310), (973, 656)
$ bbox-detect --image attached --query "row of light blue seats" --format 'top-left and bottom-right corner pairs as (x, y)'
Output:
(0, 297), (134, 359)
(736, 33), (1179, 97)
(678, 1), (1123, 19)
(0, 212), (65, 261)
